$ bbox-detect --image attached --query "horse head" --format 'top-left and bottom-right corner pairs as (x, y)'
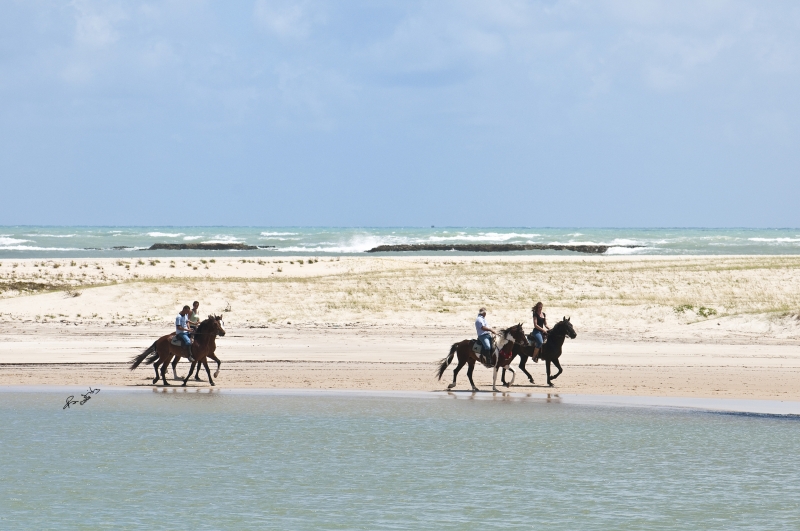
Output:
(558, 316), (577, 339)
(213, 314), (226, 336)
(200, 314), (226, 337)
(501, 323), (529, 346)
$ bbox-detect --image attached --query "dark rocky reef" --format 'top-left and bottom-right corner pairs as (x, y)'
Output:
(145, 243), (260, 251)
(366, 243), (642, 254)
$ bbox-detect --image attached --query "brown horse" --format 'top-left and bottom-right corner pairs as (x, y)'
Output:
(170, 343), (222, 381)
(129, 315), (226, 386)
(435, 324), (529, 392)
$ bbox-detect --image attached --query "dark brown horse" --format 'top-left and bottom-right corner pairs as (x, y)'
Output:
(170, 343), (222, 381)
(501, 317), (576, 387)
(435, 324), (529, 392)
(129, 315), (226, 386)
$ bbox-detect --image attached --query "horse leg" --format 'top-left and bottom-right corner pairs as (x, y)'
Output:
(204, 360), (215, 386)
(194, 360), (203, 381)
(504, 366), (515, 387)
(182, 362), (197, 386)
(467, 361), (478, 392)
(152, 360), (161, 384)
(519, 355), (534, 384)
(492, 367), (499, 392)
(172, 356), (180, 380)
(209, 352), (221, 378)
(501, 367), (507, 386)
(448, 358), (466, 389)
(161, 358), (171, 386)
(546, 360), (553, 387)
(550, 359), (563, 381)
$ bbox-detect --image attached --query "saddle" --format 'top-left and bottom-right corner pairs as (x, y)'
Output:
(528, 331), (548, 344)
(471, 337), (495, 355)
(170, 335), (183, 346)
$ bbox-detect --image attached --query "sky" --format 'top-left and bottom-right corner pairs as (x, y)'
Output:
(1, 0), (799, 227)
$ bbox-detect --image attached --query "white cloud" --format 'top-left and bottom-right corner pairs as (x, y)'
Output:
(253, 0), (315, 39)
(71, 0), (127, 48)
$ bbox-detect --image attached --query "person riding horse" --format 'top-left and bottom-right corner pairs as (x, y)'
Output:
(475, 307), (497, 364)
(188, 300), (201, 331)
(530, 301), (549, 363)
(175, 305), (195, 363)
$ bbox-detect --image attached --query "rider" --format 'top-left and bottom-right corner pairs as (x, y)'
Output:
(475, 307), (497, 362)
(188, 300), (200, 331)
(175, 305), (195, 363)
(530, 301), (549, 363)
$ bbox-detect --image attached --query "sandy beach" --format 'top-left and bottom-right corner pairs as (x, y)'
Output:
(1, 255), (799, 399)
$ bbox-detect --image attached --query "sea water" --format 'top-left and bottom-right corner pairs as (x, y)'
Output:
(0, 390), (798, 530)
(2, 226), (800, 258)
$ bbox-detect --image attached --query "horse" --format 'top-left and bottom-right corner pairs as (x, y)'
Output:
(129, 315), (226, 387)
(500, 317), (576, 387)
(170, 344), (222, 381)
(435, 324), (529, 392)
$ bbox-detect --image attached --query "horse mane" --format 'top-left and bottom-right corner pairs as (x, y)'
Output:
(195, 316), (218, 335)
(500, 323), (523, 335)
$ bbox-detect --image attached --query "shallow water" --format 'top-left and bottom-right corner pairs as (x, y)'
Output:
(1, 390), (799, 530)
(2, 226), (800, 258)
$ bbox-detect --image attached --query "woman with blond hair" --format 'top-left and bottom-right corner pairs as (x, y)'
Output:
(530, 302), (549, 362)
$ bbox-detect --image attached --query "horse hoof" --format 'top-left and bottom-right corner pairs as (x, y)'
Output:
(181, 382), (187, 387)
(209, 381), (215, 386)
(503, 382), (510, 388)
(528, 379), (534, 384)
(471, 387), (479, 392)
(152, 378), (159, 385)
(163, 381), (171, 386)
(194, 377), (202, 381)
(213, 371), (220, 378)
(548, 382), (554, 387)
(447, 384), (456, 389)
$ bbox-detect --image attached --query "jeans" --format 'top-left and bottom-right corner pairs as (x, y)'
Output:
(176, 332), (192, 346)
(478, 333), (492, 352)
(530, 330), (543, 348)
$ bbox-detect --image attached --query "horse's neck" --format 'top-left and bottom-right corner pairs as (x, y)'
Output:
(548, 328), (567, 347)
(194, 328), (214, 350)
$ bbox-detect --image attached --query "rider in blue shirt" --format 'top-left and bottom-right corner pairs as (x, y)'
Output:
(475, 307), (497, 361)
(175, 305), (195, 362)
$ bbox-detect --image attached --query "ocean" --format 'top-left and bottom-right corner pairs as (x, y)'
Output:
(1, 226), (800, 258)
(1, 389), (798, 530)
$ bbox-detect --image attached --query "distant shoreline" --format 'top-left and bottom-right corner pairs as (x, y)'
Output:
(366, 243), (643, 254)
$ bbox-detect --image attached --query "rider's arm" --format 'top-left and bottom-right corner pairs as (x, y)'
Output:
(481, 325), (496, 334)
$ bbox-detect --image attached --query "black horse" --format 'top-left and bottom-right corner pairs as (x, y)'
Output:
(501, 317), (577, 387)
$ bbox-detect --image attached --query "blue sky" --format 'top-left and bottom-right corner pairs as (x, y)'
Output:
(1, 1), (799, 227)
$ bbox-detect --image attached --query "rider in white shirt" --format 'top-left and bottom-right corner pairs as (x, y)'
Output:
(475, 307), (496, 361)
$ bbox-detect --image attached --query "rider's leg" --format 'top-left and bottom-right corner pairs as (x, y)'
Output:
(479, 334), (492, 360)
(178, 332), (194, 362)
(532, 331), (543, 362)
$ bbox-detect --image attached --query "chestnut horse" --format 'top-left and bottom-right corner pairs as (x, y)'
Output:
(129, 315), (226, 386)
(435, 324), (529, 392)
(171, 344), (222, 381)
(500, 317), (577, 387)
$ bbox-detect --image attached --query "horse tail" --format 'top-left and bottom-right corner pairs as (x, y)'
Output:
(145, 350), (161, 365)
(436, 343), (459, 381)
(130, 341), (158, 370)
